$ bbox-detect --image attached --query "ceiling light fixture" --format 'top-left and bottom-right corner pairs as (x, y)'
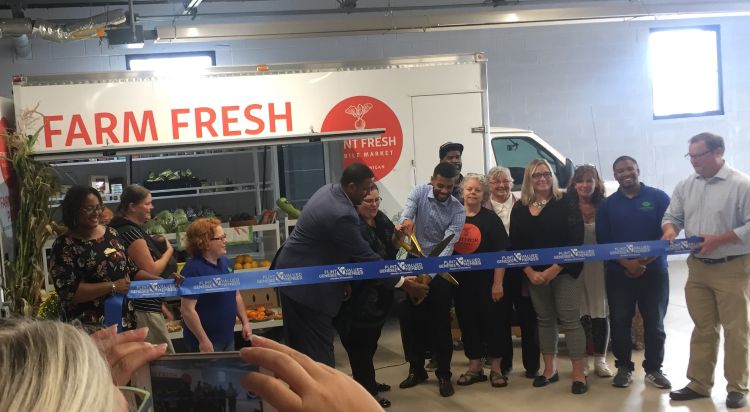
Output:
(183, 0), (204, 17)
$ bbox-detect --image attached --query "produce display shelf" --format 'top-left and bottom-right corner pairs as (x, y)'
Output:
(49, 158), (126, 167)
(148, 187), (257, 200)
(133, 148), (263, 162)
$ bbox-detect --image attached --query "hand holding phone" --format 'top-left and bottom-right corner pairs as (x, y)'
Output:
(240, 335), (383, 412)
(132, 350), (272, 412)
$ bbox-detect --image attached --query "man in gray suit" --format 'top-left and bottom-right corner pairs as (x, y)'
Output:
(276, 163), (428, 366)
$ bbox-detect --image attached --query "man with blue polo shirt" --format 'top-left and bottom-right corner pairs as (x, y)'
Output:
(596, 155), (672, 390)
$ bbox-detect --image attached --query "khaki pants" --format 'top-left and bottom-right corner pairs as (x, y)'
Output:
(685, 255), (750, 395)
(134, 310), (176, 354)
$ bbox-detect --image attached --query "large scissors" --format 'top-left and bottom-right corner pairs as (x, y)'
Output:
(399, 233), (459, 304)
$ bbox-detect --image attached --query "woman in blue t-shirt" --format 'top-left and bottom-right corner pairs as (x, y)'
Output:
(180, 217), (252, 352)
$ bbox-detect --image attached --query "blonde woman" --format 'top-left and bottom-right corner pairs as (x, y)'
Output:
(180, 218), (252, 352)
(509, 159), (587, 394)
(0, 318), (166, 412)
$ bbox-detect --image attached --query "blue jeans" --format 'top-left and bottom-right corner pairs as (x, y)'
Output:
(606, 263), (669, 372)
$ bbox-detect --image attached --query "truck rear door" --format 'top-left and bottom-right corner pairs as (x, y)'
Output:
(411, 93), (485, 185)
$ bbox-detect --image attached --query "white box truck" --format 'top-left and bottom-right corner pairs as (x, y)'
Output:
(11, 53), (580, 217)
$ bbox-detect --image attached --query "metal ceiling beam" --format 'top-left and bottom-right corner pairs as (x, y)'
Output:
(154, 1), (750, 43)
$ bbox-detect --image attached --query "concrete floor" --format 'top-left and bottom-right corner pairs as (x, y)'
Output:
(332, 260), (749, 412)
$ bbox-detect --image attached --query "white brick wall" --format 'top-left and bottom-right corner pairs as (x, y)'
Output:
(2, 15), (750, 196)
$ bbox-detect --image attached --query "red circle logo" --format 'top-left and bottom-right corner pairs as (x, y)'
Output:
(320, 96), (403, 181)
(453, 223), (482, 254)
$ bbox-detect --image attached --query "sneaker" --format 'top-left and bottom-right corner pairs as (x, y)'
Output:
(425, 359), (438, 371)
(645, 370), (672, 389)
(612, 367), (633, 388)
(594, 358), (614, 377)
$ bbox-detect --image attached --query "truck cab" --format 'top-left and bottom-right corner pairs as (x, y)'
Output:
(487, 127), (574, 191)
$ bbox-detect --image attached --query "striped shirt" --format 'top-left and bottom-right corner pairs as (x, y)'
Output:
(113, 219), (163, 313)
(399, 184), (465, 275)
(662, 163), (750, 259)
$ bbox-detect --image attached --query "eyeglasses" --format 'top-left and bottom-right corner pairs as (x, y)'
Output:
(531, 172), (553, 180)
(489, 179), (513, 185)
(210, 234), (228, 241)
(362, 197), (382, 205)
(684, 149), (714, 159)
(119, 386), (152, 412)
(80, 205), (104, 215)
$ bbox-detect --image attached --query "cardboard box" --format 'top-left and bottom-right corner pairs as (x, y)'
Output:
(240, 288), (279, 308)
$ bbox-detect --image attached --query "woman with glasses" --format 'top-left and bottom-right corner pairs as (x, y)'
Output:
(50, 185), (138, 328)
(486, 166), (541, 379)
(453, 173), (511, 388)
(110, 184), (180, 353)
(180, 217), (252, 352)
(509, 159), (587, 394)
(336, 184), (399, 408)
(567, 165), (613, 378)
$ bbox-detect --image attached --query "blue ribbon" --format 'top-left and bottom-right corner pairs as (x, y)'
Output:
(105, 237), (701, 328)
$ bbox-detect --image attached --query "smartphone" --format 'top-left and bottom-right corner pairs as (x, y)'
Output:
(131, 352), (276, 412)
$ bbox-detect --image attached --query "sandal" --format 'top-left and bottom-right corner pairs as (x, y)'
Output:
(490, 371), (509, 388)
(456, 370), (488, 386)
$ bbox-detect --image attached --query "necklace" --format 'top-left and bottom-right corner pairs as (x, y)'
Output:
(531, 199), (548, 208)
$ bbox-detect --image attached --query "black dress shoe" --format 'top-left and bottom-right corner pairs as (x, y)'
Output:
(572, 379), (588, 395)
(399, 371), (428, 389)
(727, 392), (747, 409)
(438, 377), (455, 397)
(376, 382), (391, 392)
(670, 386), (709, 401)
(376, 396), (392, 408)
(532, 371), (559, 387)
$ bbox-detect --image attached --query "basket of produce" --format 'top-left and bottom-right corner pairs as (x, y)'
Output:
(143, 169), (201, 196)
(230, 212), (257, 227)
(245, 306), (283, 322)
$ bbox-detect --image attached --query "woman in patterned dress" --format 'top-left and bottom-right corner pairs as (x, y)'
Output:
(50, 185), (140, 329)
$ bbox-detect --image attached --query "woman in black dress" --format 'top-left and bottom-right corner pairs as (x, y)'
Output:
(336, 184), (399, 408)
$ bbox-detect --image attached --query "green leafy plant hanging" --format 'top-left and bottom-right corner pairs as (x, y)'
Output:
(2, 109), (59, 317)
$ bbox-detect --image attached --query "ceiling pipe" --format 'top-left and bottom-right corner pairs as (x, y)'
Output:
(139, 2), (496, 21)
(0, 9), (126, 43)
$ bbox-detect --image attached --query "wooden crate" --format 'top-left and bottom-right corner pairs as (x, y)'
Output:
(240, 288), (279, 308)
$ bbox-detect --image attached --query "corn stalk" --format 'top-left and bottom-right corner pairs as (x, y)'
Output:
(2, 109), (58, 317)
